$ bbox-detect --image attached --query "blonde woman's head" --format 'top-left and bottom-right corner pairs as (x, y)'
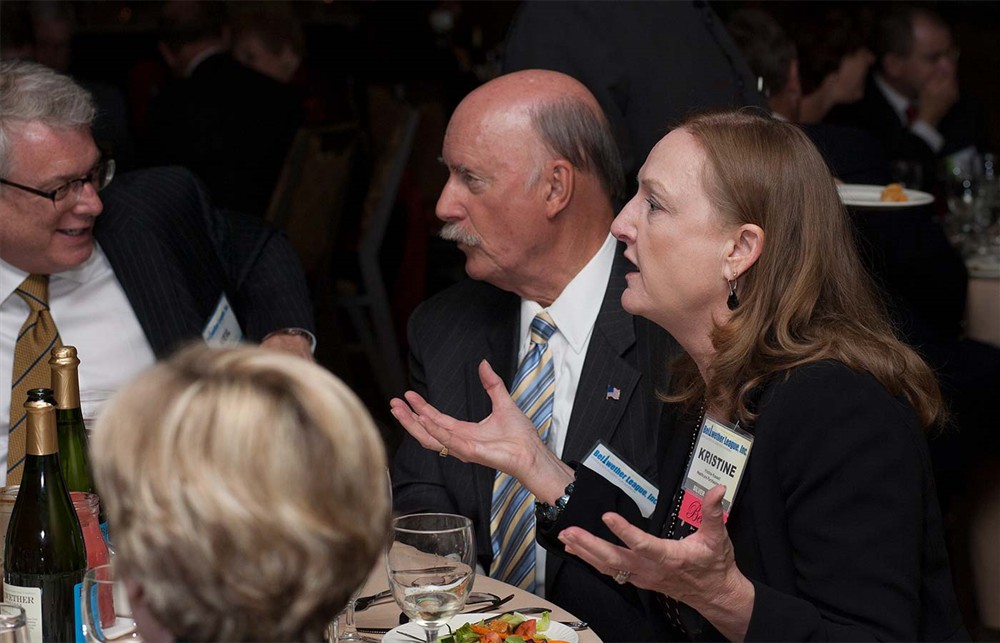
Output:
(92, 344), (390, 641)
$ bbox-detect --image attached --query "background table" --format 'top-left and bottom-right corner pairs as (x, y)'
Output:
(966, 265), (1000, 348)
(355, 566), (602, 643)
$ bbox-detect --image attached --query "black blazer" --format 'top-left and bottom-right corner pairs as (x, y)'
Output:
(826, 75), (981, 192)
(392, 246), (680, 641)
(95, 166), (315, 358)
(544, 361), (967, 642)
(502, 0), (765, 189)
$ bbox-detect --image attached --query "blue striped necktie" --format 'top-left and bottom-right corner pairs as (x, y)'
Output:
(490, 312), (556, 592)
(8, 275), (62, 484)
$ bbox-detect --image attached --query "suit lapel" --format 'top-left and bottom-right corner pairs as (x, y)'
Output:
(562, 246), (643, 462)
(469, 297), (519, 532)
(95, 203), (198, 358)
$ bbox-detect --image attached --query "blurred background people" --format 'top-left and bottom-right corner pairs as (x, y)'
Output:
(91, 344), (391, 642)
(725, 9), (801, 122)
(726, 6), (889, 185)
(827, 4), (984, 191)
(141, 0), (301, 217)
(790, 5), (875, 124)
(229, 2), (359, 127)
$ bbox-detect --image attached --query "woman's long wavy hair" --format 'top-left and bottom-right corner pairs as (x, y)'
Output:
(665, 110), (943, 430)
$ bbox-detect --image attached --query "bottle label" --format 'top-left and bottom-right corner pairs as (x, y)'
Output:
(74, 581), (83, 643)
(4, 582), (43, 642)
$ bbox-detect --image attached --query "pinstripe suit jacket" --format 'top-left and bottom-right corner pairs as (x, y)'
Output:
(94, 166), (314, 358)
(392, 245), (679, 641)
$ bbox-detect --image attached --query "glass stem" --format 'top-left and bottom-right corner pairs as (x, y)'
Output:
(346, 599), (357, 630)
(424, 626), (440, 643)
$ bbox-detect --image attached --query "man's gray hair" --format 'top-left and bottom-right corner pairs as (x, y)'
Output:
(0, 60), (95, 176)
(530, 97), (625, 203)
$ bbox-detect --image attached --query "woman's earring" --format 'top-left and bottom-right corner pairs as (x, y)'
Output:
(727, 273), (740, 311)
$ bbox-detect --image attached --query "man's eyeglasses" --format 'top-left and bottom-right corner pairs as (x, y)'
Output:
(0, 157), (116, 209)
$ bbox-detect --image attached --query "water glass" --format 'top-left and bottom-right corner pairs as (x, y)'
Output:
(386, 514), (475, 643)
(81, 564), (140, 642)
(0, 604), (28, 643)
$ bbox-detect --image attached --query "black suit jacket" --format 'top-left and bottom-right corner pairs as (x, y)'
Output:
(95, 166), (314, 357)
(392, 246), (679, 641)
(544, 361), (967, 642)
(142, 53), (301, 217)
(503, 0), (765, 188)
(826, 75), (981, 192)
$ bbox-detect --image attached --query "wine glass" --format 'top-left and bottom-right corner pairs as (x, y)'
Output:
(386, 514), (475, 643)
(81, 564), (140, 642)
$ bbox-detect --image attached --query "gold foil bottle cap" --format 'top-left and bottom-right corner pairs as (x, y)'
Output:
(24, 397), (58, 456)
(49, 345), (80, 368)
(49, 345), (81, 410)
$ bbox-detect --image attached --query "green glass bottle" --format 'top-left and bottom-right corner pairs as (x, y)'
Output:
(49, 346), (108, 539)
(3, 391), (87, 642)
(49, 348), (95, 491)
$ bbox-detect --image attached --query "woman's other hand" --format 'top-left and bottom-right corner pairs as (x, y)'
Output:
(558, 485), (755, 642)
(390, 359), (574, 503)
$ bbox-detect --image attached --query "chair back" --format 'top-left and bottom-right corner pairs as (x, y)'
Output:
(266, 123), (361, 277)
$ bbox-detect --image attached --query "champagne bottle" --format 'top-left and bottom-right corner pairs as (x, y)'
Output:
(49, 346), (107, 537)
(4, 391), (87, 642)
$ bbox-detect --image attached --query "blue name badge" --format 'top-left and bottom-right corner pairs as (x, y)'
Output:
(202, 294), (244, 347)
(581, 441), (659, 518)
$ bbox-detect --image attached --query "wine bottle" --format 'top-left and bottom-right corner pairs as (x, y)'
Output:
(49, 347), (109, 538)
(49, 347), (95, 495)
(4, 391), (87, 642)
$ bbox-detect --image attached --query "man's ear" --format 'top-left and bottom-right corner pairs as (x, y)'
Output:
(544, 159), (575, 219)
(725, 223), (764, 279)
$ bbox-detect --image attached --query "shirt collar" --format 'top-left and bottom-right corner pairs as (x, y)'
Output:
(874, 73), (910, 123)
(520, 233), (617, 355)
(1, 242), (109, 304)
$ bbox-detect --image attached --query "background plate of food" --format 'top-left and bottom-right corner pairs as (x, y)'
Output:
(837, 183), (934, 208)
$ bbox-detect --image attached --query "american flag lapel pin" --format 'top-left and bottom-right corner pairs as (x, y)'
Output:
(606, 385), (621, 401)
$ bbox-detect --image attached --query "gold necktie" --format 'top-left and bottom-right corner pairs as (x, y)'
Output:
(8, 275), (62, 484)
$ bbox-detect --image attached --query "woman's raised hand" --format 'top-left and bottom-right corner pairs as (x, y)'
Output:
(557, 485), (755, 642)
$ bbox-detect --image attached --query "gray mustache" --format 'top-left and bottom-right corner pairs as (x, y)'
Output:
(439, 223), (481, 247)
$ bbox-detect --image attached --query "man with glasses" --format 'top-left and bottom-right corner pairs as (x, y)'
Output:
(0, 60), (314, 484)
(827, 5), (982, 191)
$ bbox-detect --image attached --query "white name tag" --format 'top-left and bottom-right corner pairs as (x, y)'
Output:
(202, 294), (244, 347)
(679, 414), (753, 528)
(581, 441), (659, 518)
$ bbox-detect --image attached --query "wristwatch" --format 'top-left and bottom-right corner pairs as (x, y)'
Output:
(535, 481), (575, 523)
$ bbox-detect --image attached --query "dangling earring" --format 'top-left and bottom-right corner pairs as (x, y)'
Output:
(727, 272), (740, 311)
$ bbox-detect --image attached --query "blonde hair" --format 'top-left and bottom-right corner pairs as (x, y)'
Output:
(91, 345), (390, 641)
(666, 110), (943, 429)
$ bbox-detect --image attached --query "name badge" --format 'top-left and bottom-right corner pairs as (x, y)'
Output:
(202, 294), (244, 347)
(581, 441), (659, 518)
(679, 415), (753, 529)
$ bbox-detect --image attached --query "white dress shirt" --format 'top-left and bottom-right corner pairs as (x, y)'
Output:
(516, 233), (617, 595)
(1, 245), (156, 484)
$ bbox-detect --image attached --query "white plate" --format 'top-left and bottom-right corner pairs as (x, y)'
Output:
(837, 183), (934, 208)
(382, 612), (580, 643)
